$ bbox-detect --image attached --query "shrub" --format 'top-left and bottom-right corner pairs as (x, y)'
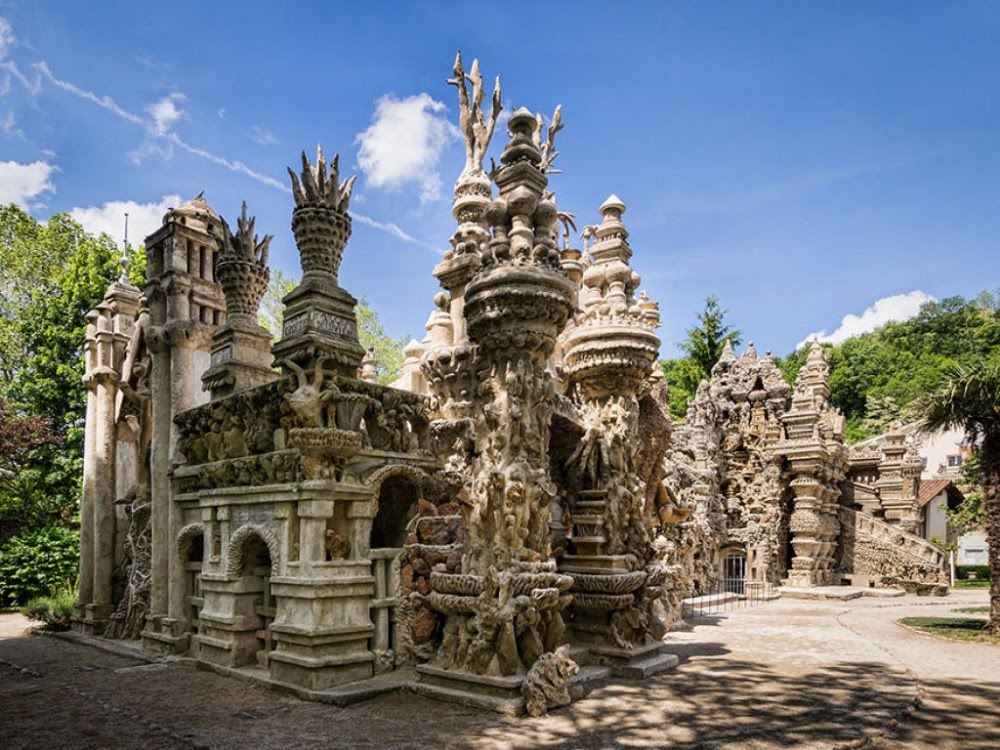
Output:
(0, 526), (79, 607)
(22, 588), (75, 630)
(956, 564), (992, 581)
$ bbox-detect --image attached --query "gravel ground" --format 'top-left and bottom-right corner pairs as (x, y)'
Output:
(1, 590), (996, 750)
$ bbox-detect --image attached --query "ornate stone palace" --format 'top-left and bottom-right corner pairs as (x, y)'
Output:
(73, 54), (947, 715)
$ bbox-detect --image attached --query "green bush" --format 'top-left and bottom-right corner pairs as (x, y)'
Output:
(956, 564), (992, 581)
(0, 526), (79, 606)
(21, 588), (75, 630)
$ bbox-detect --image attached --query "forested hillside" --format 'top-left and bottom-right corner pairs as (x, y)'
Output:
(663, 292), (1000, 443)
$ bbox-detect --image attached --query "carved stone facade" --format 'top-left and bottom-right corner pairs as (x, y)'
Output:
(76, 53), (946, 718)
(655, 341), (947, 624)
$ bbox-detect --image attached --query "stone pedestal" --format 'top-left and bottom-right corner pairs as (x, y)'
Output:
(271, 279), (364, 377)
(202, 317), (277, 400)
(414, 664), (529, 715)
(142, 614), (192, 656)
(195, 574), (265, 665)
(268, 565), (376, 690)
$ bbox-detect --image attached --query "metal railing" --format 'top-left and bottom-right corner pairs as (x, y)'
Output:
(682, 580), (777, 619)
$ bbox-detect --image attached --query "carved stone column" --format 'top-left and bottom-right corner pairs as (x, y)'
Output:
(74, 277), (141, 636)
(140, 193), (225, 654)
(417, 106), (578, 714)
(776, 343), (848, 587)
(558, 196), (675, 676)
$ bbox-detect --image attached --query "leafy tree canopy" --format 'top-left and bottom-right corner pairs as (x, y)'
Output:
(0, 204), (142, 535)
(661, 295), (742, 419)
(781, 293), (1000, 442)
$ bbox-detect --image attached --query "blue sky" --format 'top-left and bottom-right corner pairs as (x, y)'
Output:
(1, 1), (998, 356)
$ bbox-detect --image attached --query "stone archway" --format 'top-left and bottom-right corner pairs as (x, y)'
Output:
(226, 524), (279, 667)
(176, 524), (205, 633)
(363, 464), (430, 672)
(226, 524), (280, 578)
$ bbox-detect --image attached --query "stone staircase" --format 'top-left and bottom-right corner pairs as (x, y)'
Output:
(837, 506), (947, 586)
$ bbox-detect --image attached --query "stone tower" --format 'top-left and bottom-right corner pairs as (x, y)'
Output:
(140, 193), (226, 653)
(776, 342), (848, 587)
(75, 274), (142, 634)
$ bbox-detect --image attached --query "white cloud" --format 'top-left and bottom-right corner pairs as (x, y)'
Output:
(0, 159), (56, 207)
(146, 92), (185, 135)
(355, 92), (458, 203)
(217, 108), (225, 119)
(249, 125), (279, 145)
(69, 194), (182, 247)
(26, 58), (431, 250)
(799, 290), (935, 348)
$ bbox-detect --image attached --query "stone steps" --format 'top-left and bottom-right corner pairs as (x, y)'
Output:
(615, 652), (679, 679)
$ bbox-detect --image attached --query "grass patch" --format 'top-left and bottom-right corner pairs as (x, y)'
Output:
(899, 616), (1000, 644)
(955, 606), (990, 614)
(952, 580), (990, 588)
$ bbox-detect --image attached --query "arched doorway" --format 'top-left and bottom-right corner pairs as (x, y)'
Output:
(721, 548), (747, 595)
(230, 530), (276, 669)
(368, 473), (420, 672)
(183, 531), (204, 634)
(371, 475), (418, 549)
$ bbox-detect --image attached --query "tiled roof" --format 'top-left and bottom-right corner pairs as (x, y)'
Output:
(918, 478), (964, 508)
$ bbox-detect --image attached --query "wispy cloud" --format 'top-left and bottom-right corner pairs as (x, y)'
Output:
(798, 290), (935, 348)
(4, 17), (435, 253)
(134, 53), (167, 70)
(1, 106), (23, 138)
(658, 165), (875, 220)
(0, 159), (56, 207)
(352, 213), (441, 255)
(34, 60), (143, 125)
(0, 17), (12, 59)
(249, 125), (279, 145)
(355, 92), (459, 203)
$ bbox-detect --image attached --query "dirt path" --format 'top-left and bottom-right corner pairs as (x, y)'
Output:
(1, 592), (996, 749)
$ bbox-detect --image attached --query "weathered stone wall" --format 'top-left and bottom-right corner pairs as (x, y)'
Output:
(400, 496), (464, 662)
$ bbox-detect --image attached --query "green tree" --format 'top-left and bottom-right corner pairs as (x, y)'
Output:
(259, 272), (408, 385)
(0, 206), (139, 533)
(259, 268), (297, 338)
(780, 293), (1000, 442)
(949, 452), (985, 536)
(919, 358), (1000, 634)
(679, 295), (743, 377)
(661, 296), (742, 419)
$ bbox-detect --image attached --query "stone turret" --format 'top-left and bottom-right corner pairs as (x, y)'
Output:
(271, 146), (365, 377)
(140, 192), (226, 652)
(558, 194), (673, 673)
(75, 272), (142, 635)
(775, 342), (848, 587)
(201, 202), (277, 400)
(417, 102), (577, 715)
(421, 54), (503, 416)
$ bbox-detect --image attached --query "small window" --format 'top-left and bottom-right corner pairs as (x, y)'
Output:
(947, 455), (963, 468)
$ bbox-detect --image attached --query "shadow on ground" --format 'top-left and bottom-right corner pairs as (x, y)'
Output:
(2, 630), (999, 750)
